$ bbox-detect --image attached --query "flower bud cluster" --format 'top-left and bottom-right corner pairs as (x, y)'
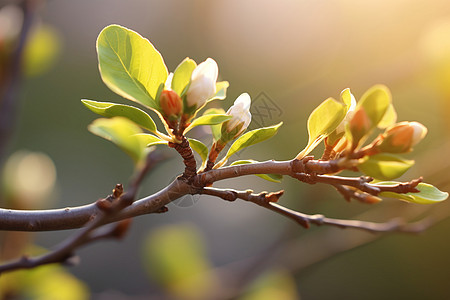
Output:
(159, 58), (220, 131)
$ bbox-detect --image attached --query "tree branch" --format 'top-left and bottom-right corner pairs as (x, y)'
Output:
(202, 186), (436, 233)
(0, 158), (424, 232)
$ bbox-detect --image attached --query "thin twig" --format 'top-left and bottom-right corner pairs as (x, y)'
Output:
(203, 186), (439, 234)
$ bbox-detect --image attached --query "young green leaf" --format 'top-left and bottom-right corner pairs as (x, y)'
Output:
(188, 138), (209, 170)
(326, 88), (357, 146)
(88, 117), (149, 165)
(376, 182), (449, 204)
(357, 84), (391, 131)
(377, 103), (397, 129)
(184, 114), (232, 134)
(171, 58), (197, 97)
(96, 24), (168, 109)
(82, 99), (157, 132)
(340, 88), (355, 110)
(230, 160), (283, 183)
(358, 153), (414, 180)
(296, 98), (347, 159)
(203, 108), (227, 141)
(133, 133), (168, 147)
(216, 122), (283, 167)
(207, 81), (229, 102)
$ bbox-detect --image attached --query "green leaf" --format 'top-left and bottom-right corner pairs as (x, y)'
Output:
(326, 89), (356, 146)
(208, 81), (229, 102)
(133, 133), (167, 147)
(203, 108), (226, 141)
(357, 84), (391, 130)
(82, 99), (157, 132)
(377, 182), (449, 204)
(88, 117), (148, 165)
(184, 114), (232, 134)
(96, 24), (168, 109)
(172, 58), (197, 96)
(340, 88), (355, 110)
(296, 98), (347, 159)
(217, 122), (283, 167)
(230, 160), (283, 183)
(377, 103), (397, 129)
(358, 153), (414, 180)
(188, 138), (209, 169)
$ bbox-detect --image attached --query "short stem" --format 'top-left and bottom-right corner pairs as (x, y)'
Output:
(168, 136), (197, 181)
(205, 141), (226, 171)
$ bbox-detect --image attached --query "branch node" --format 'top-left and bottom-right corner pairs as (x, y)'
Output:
(291, 156), (314, 173)
(265, 190), (284, 203)
(96, 198), (113, 212)
(156, 206), (169, 213)
(113, 184), (124, 198)
(293, 173), (317, 184)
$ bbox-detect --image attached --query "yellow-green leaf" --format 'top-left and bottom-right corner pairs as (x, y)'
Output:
(172, 57), (197, 97)
(184, 114), (232, 134)
(88, 117), (149, 165)
(133, 133), (167, 147)
(217, 122), (283, 167)
(230, 160), (283, 183)
(97, 24), (168, 109)
(358, 153), (414, 180)
(188, 138), (209, 170)
(82, 99), (157, 132)
(377, 182), (449, 204)
(377, 103), (397, 129)
(296, 98), (347, 159)
(357, 84), (391, 131)
(208, 81), (229, 102)
(340, 88), (355, 110)
(203, 108), (226, 141)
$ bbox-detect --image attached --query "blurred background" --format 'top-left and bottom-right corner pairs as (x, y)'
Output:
(1, 0), (450, 299)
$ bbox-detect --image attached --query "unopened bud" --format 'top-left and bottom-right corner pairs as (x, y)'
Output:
(159, 89), (183, 119)
(220, 93), (252, 142)
(375, 121), (427, 153)
(348, 107), (372, 149)
(185, 58), (218, 109)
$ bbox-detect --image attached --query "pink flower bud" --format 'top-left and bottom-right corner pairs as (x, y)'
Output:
(159, 89), (183, 118)
(348, 107), (372, 149)
(375, 121), (427, 153)
(185, 58), (218, 108)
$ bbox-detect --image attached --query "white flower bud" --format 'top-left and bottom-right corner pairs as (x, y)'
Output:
(221, 93), (252, 141)
(410, 121), (428, 146)
(185, 58), (218, 108)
